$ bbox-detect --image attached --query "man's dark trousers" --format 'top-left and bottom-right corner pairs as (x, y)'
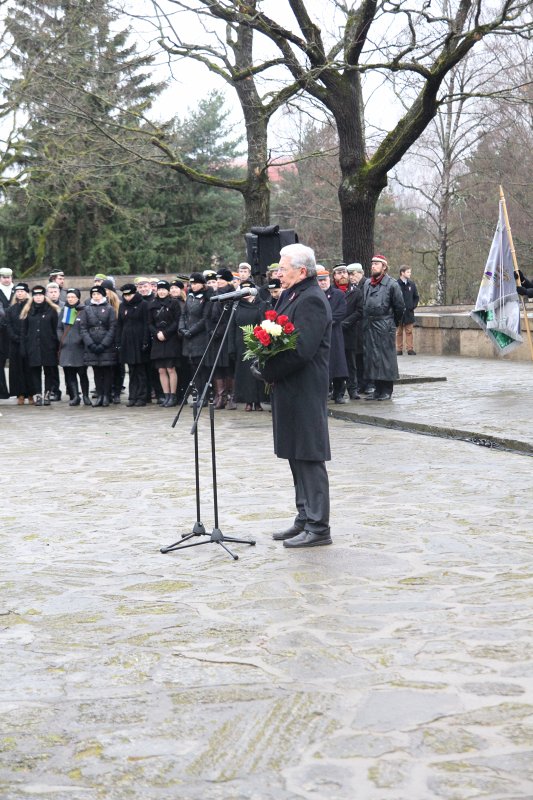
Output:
(289, 459), (330, 534)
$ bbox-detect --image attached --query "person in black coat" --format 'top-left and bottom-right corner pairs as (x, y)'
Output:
(20, 286), (60, 405)
(0, 268), (14, 399)
(57, 288), (92, 406)
(258, 243), (333, 549)
(333, 264), (363, 400)
(317, 268), (349, 404)
(6, 283), (33, 403)
(79, 285), (117, 407)
(116, 283), (151, 407)
(228, 281), (269, 410)
(178, 273), (211, 400)
(515, 270), (533, 299)
(396, 265), (420, 355)
(363, 255), (405, 401)
(206, 268), (237, 409)
(148, 280), (181, 407)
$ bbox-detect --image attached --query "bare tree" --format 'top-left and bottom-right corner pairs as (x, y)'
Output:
(147, 0), (533, 267)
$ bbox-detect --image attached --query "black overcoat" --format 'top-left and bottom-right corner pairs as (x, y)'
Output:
(6, 301), (32, 396)
(148, 296), (181, 361)
(323, 286), (348, 380)
(178, 289), (210, 360)
(79, 301), (117, 367)
(228, 296), (269, 403)
(262, 276), (332, 461)
(205, 285), (234, 369)
(116, 294), (150, 365)
(21, 302), (59, 368)
(341, 285), (363, 353)
(362, 274), (405, 382)
(397, 278), (420, 325)
(57, 303), (86, 368)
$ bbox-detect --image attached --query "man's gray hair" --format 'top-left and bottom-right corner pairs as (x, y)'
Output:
(279, 243), (317, 278)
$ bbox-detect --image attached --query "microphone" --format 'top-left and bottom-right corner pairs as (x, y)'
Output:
(209, 287), (258, 302)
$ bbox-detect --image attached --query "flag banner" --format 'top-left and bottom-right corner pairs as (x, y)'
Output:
(471, 200), (523, 354)
(62, 306), (77, 325)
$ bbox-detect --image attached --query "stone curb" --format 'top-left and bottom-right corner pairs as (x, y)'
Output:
(329, 408), (533, 456)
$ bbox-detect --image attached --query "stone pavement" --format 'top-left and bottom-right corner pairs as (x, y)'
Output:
(1, 356), (533, 800)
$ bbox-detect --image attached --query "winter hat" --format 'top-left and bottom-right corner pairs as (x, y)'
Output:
(49, 269), (64, 279)
(66, 288), (81, 299)
(120, 283), (137, 296)
(189, 272), (206, 284)
(14, 282), (29, 292)
(332, 263), (348, 272)
(216, 268), (234, 282)
(171, 279), (184, 289)
(94, 273), (107, 281)
(90, 285), (107, 297)
(0, 267), (13, 277)
(371, 254), (388, 267)
(100, 279), (115, 292)
(316, 265), (329, 277)
(239, 280), (256, 289)
(32, 285), (46, 296)
(134, 276), (150, 285)
(156, 280), (171, 291)
(347, 263), (364, 273)
(268, 278), (281, 289)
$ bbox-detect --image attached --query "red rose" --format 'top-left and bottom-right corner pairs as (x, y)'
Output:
(283, 322), (295, 334)
(264, 310), (277, 321)
(258, 330), (271, 346)
(277, 314), (289, 326)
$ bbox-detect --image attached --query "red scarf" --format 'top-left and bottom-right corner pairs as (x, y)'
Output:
(370, 272), (385, 286)
(334, 282), (349, 292)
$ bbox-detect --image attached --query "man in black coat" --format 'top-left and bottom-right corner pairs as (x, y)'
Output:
(0, 267), (15, 399)
(317, 267), (348, 404)
(260, 243), (333, 549)
(333, 263), (362, 400)
(396, 265), (420, 355)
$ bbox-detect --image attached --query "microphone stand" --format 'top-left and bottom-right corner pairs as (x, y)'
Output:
(160, 297), (256, 561)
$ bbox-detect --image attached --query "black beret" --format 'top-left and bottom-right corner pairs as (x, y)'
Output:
(216, 268), (234, 282)
(189, 272), (206, 284)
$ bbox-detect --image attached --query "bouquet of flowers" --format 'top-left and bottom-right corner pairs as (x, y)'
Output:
(241, 310), (298, 389)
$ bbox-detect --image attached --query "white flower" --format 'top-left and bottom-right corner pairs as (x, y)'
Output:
(261, 320), (283, 337)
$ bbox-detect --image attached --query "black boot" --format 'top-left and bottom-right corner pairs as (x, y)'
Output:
(94, 395), (104, 407)
(43, 391), (51, 406)
(166, 393), (178, 407)
(102, 395), (110, 407)
(82, 395), (93, 407)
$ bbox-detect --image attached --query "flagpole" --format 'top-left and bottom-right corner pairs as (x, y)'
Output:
(499, 185), (533, 361)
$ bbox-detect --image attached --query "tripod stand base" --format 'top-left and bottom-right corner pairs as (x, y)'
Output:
(160, 526), (256, 560)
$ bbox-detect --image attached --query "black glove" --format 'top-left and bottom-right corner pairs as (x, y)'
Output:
(517, 285), (527, 296)
(94, 343), (105, 354)
(514, 270), (526, 284)
(88, 342), (98, 353)
(249, 359), (265, 382)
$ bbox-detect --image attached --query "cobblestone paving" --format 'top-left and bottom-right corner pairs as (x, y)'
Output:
(1, 396), (533, 800)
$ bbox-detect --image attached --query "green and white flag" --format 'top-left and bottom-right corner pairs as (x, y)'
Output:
(471, 199), (523, 354)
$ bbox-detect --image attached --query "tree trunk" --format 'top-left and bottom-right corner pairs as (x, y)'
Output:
(338, 176), (386, 270)
(436, 154), (452, 304)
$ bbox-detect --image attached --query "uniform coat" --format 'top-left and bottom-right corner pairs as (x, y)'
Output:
(262, 276), (332, 461)
(228, 295), (269, 403)
(21, 302), (59, 367)
(178, 289), (210, 360)
(205, 284), (234, 369)
(79, 301), (118, 367)
(116, 294), (150, 365)
(6, 301), (32, 396)
(341, 284), (363, 353)
(397, 277), (420, 324)
(362, 274), (405, 382)
(323, 285), (348, 380)
(148, 296), (181, 361)
(57, 304), (86, 368)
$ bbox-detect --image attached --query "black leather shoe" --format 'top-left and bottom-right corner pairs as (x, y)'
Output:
(334, 395), (348, 404)
(283, 530), (332, 548)
(365, 392), (379, 401)
(348, 392), (361, 400)
(102, 395), (110, 407)
(407, 349), (416, 355)
(126, 399), (136, 407)
(272, 524), (305, 541)
(82, 395), (92, 407)
(377, 393), (392, 401)
(94, 395), (104, 407)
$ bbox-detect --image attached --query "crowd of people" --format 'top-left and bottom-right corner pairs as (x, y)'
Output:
(0, 255), (420, 409)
